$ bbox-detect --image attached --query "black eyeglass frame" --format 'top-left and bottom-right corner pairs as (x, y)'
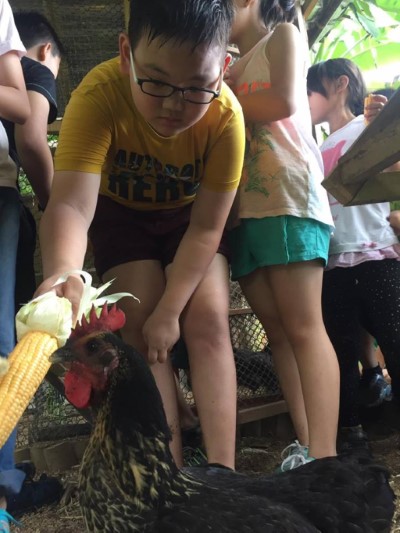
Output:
(130, 50), (221, 105)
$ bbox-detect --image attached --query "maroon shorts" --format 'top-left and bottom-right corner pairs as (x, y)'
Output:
(89, 195), (230, 278)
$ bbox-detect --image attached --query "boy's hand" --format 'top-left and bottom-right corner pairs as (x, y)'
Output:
(34, 274), (84, 324)
(364, 94), (387, 124)
(142, 309), (180, 364)
(388, 210), (400, 235)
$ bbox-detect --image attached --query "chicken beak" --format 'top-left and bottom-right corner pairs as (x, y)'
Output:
(49, 346), (73, 364)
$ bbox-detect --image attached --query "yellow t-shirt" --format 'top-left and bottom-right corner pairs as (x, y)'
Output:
(55, 57), (245, 210)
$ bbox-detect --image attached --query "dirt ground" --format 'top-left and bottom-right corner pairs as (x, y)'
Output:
(11, 404), (400, 533)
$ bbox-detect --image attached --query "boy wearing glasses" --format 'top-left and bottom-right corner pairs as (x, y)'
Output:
(37, 0), (245, 469)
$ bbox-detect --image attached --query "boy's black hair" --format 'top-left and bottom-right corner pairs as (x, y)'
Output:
(307, 58), (367, 116)
(14, 11), (64, 58)
(128, 0), (233, 54)
(260, 0), (297, 30)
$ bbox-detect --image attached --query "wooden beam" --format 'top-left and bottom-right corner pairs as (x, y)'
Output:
(296, 3), (310, 48)
(302, 0), (319, 20)
(325, 170), (400, 206)
(340, 92), (400, 184)
(307, 0), (344, 47)
(227, 45), (240, 57)
(322, 89), (400, 205)
(124, 0), (130, 31)
(238, 400), (288, 424)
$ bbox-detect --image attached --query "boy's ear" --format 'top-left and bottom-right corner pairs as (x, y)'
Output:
(38, 43), (52, 62)
(119, 33), (131, 75)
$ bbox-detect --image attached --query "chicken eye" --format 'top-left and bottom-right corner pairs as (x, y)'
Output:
(86, 339), (100, 354)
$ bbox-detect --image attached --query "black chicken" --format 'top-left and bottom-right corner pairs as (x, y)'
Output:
(50, 306), (395, 533)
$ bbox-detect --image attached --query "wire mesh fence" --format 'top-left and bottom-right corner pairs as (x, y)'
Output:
(21, 382), (91, 446)
(177, 282), (281, 409)
(8, 0), (284, 452)
(9, 0), (125, 116)
(17, 276), (282, 448)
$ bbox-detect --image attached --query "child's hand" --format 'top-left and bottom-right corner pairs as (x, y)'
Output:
(34, 274), (84, 324)
(388, 210), (400, 236)
(142, 309), (180, 365)
(364, 94), (387, 125)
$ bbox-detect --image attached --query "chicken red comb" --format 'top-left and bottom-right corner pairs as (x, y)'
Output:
(70, 304), (126, 339)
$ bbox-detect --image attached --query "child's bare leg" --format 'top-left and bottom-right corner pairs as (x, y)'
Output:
(103, 260), (183, 466)
(179, 254), (237, 469)
(271, 346), (309, 445)
(267, 261), (339, 458)
(239, 270), (309, 446)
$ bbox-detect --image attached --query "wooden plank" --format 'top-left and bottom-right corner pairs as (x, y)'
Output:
(237, 399), (288, 424)
(302, 0), (319, 20)
(124, 0), (130, 31)
(227, 45), (240, 58)
(329, 171), (400, 206)
(338, 90), (400, 185)
(307, 0), (343, 46)
(322, 89), (400, 205)
(296, 4), (310, 49)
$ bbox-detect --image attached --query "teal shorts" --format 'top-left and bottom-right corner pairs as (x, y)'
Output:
(230, 215), (331, 281)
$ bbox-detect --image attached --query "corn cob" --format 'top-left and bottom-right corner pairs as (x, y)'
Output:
(0, 270), (135, 449)
(0, 332), (57, 447)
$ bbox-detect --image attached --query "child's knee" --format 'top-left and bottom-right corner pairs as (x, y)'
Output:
(184, 307), (229, 344)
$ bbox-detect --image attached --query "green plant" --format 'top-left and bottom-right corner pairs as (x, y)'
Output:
(309, 0), (400, 88)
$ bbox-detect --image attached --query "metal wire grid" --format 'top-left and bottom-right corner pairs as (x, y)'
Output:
(9, 0), (125, 116)
(9, 1), (283, 447)
(17, 282), (282, 448)
(21, 382), (90, 446)
(179, 282), (282, 407)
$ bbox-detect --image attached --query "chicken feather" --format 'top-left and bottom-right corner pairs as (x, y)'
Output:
(51, 332), (395, 533)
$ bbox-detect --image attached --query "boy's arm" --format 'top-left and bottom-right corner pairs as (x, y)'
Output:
(234, 23), (303, 123)
(0, 51), (30, 123)
(14, 90), (53, 208)
(143, 185), (236, 364)
(37, 170), (101, 317)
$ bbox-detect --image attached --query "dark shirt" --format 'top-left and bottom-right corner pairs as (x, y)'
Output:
(1, 56), (58, 165)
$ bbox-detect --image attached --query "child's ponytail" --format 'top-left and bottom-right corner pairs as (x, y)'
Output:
(260, 0), (296, 30)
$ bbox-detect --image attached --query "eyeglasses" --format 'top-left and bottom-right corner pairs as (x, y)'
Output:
(130, 50), (221, 105)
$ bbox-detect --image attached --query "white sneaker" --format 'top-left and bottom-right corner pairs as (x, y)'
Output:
(280, 439), (309, 461)
(280, 453), (314, 472)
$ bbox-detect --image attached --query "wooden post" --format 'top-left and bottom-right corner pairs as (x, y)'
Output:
(302, 0), (319, 20)
(124, 0), (130, 31)
(307, 0), (344, 46)
(296, 2), (309, 49)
